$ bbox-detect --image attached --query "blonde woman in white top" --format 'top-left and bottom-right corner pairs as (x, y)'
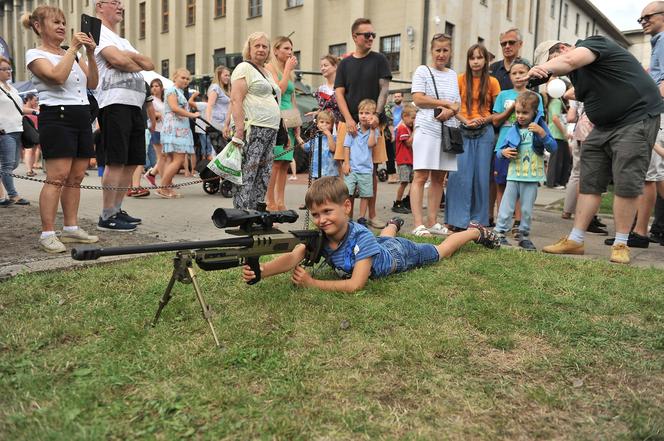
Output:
(22, 5), (99, 252)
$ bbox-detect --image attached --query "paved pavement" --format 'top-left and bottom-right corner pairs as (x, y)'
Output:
(5, 163), (664, 272)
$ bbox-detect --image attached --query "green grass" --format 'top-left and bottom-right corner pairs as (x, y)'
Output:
(1, 244), (663, 440)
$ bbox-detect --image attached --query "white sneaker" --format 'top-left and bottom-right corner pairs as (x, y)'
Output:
(412, 224), (432, 237)
(59, 227), (99, 244)
(428, 223), (449, 236)
(39, 235), (66, 253)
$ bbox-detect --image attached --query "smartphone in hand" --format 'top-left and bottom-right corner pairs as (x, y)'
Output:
(80, 14), (102, 45)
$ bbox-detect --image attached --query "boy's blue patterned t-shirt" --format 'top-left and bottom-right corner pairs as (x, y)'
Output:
(322, 221), (394, 279)
(304, 134), (339, 178)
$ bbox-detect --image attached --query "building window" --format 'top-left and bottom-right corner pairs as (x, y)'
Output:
(477, 37), (485, 45)
(162, 0), (169, 33)
(215, 0), (226, 17)
(586, 21), (590, 37)
(287, 0), (303, 7)
(380, 35), (401, 72)
(329, 43), (347, 58)
(213, 48), (226, 67)
(249, 0), (262, 18)
(161, 59), (170, 78)
(186, 0), (196, 26)
(480, 0), (487, 5)
(293, 50), (301, 66)
(506, 0), (512, 20)
(139, 2), (146, 39)
(563, 3), (568, 28)
(186, 54), (196, 75)
(444, 21), (455, 40)
(550, 0), (556, 18)
(575, 13), (580, 35)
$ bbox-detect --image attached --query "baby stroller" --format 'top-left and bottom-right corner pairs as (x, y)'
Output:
(194, 117), (234, 198)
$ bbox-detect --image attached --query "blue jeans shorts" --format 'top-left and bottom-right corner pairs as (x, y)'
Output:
(377, 236), (440, 274)
(344, 172), (373, 197)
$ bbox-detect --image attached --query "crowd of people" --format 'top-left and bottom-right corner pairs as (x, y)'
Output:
(1, 0), (664, 273)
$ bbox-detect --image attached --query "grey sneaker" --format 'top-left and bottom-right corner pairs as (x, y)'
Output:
(59, 227), (99, 244)
(97, 215), (137, 232)
(39, 235), (66, 253)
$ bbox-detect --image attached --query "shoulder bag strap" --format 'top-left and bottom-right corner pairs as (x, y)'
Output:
(244, 60), (279, 105)
(0, 86), (25, 118)
(425, 66), (447, 138)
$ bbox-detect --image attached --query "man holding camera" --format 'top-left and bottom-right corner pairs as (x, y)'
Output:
(529, 36), (664, 264)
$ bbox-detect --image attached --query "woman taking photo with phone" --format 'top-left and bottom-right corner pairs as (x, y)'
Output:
(22, 5), (99, 253)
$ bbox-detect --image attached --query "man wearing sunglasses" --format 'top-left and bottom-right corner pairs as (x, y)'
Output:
(528, 33), (664, 264)
(489, 28), (525, 90)
(334, 17), (392, 229)
(94, 0), (154, 232)
(639, 1), (664, 246)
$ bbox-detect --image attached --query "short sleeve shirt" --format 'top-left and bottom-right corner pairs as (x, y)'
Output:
(207, 83), (231, 128)
(344, 127), (380, 174)
(458, 74), (501, 120)
(323, 221), (394, 279)
(394, 123), (413, 165)
(547, 98), (565, 140)
(507, 128), (546, 182)
(26, 49), (89, 106)
(650, 32), (664, 85)
(492, 89), (544, 150)
(411, 65), (461, 136)
(303, 134), (338, 178)
(489, 60), (513, 90)
(334, 52), (392, 121)
(94, 25), (146, 109)
(570, 35), (664, 128)
(230, 62), (281, 130)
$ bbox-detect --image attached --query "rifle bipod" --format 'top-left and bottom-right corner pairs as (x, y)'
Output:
(151, 251), (222, 348)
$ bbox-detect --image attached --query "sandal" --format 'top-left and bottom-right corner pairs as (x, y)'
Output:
(26, 170), (37, 177)
(11, 198), (30, 206)
(412, 224), (432, 237)
(156, 190), (176, 199)
(428, 223), (449, 236)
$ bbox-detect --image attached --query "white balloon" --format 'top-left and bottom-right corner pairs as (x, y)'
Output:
(547, 78), (566, 99)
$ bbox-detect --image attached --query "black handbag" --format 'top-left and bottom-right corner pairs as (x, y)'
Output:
(245, 61), (290, 146)
(425, 66), (463, 154)
(1, 86), (38, 148)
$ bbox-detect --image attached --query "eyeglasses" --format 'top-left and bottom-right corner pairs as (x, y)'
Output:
(354, 32), (376, 39)
(0, 68), (12, 72)
(100, 0), (123, 8)
(432, 33), (452, 40)
(500, 40), (520, 47)
(637, 11), (664, 24)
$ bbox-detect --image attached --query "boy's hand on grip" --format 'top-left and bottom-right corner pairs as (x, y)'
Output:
(291, 266), (312, 287)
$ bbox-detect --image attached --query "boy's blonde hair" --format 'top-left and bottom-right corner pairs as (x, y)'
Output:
(317, 109), (334, 124)
(516, 90), (540, 113)
(305, 177), (350, 209)
(402, 104), (417, 118)
(358, 98), (377, 113)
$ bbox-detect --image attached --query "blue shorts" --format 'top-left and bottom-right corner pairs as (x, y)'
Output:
(345, 172), (373, 197)
(377, 236), (440, 274)
(151, 131), (161, 145)
(494, 155), (510, 185)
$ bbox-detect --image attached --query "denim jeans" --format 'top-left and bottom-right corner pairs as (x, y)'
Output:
(145, 131), (157, 170)
(445, 127), (495, 228)
(0, 132), (22, 198)
(495, 180), (539, 236)
(376, 236), (440, 274)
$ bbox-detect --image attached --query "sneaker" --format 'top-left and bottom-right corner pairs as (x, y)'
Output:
(604, 232), (649, 248)
(402, 195), (411, 210)
(39, 235), (66, 253)
(511, 221), (521, 236)
(368, 217), (386, 229)
(59, 227), (99, 244)
(126, 189), (136, 197)
(587, 218), (609, 235)
(518, 238), (537, 251)
(97, 215), (137, 232)
(391, 201), (410, 214)
(387, 217), (405, 232)
(356, 217), (368, 227)
(610, 243), (631, 264)
(116, 210), (142, 225)
(133, 188), (150, 198)
(553, 185), (566, 190)
(542, 237), (584, 255)
(428, 223), (449, 236)
(412, 224), (432, 237)
(143, 169), (157, 186)
(467, 221), (500, 249)
(593, 216), (607, 228)
(496, 234), (511, 247)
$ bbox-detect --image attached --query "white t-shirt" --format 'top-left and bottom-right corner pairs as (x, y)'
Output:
(0, 83), (23, 133)
(230, 62), (281, 130)
(25, 49), (89, 106)
(194, 101), (208, 134)
(411, 65), (461, 137)
(150, 96), (164, 131)
(94, 25), (145, 109)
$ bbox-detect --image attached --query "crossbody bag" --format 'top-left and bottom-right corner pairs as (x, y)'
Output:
(1, 86), (39, 148)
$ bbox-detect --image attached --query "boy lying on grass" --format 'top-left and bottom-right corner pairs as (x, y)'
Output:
(242, 177), (500, 292)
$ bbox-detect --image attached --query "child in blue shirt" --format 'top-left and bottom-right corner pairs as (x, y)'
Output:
(343, 99), (380, 224)
(242, 177), (500, 292)
(494, 90), (557, 250)
(303, 110), (338, 178)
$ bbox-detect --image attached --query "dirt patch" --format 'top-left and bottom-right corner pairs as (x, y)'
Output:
(0, 203), (161, 270)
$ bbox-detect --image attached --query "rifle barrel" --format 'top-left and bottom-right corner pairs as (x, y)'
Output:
(71, 236), (254, 261)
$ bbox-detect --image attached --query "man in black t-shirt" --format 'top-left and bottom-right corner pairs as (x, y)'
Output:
(333, 17), (392, 228)
(529, 36), (664, 264)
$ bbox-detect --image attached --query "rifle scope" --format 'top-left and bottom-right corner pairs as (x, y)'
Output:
(211, 208), (299, 231)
